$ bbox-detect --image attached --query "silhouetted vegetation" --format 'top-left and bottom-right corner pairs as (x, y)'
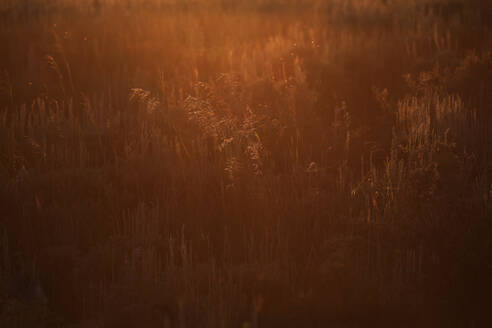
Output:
(0, 0), (491, 327)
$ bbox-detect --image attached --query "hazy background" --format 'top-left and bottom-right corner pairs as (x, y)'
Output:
(0, 1), (491, 327)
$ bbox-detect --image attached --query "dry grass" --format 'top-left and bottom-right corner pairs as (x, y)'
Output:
(0, 0), (491, 327)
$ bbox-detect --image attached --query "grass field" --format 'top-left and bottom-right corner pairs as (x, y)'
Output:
(0, 0), (491, 327)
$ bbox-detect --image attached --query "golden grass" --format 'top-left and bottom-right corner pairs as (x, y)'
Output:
(0, 0), (491, 327)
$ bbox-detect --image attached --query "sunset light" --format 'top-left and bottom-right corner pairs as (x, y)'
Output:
(0, 1), (491, 327)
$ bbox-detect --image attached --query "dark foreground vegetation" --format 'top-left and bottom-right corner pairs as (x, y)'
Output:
(0, 0), (491, 327)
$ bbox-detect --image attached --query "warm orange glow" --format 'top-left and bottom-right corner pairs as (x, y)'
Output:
(0, 0), (491, 327)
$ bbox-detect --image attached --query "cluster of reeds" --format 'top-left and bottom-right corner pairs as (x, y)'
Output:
(0, 0), (491, 327)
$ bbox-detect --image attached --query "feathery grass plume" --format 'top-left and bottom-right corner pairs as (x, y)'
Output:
(183, 95), (221, 138)
(44, 54), (66, 98)
(129, 88), (161, 115)
(52, 29), (75, 95)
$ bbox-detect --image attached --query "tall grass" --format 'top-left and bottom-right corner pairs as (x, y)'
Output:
(0, 0), (491, 327)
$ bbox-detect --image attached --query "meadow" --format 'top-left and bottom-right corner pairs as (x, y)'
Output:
(0, 0), (491, 327)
